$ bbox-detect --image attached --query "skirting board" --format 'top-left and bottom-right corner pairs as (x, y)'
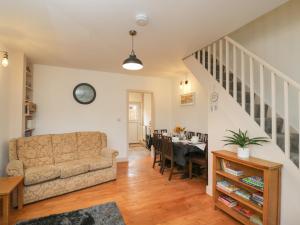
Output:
(117, 157), (128, 163)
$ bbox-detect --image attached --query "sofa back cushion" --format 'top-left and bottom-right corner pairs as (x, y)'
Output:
(77, 132), (102, 158)
(17, 135), (54, 169)
(52, 133), (78, 164)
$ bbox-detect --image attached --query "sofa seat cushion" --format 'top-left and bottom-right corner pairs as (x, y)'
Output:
(56, 160), (89, 178)
(17, 135), (54, 169)
(52, 133), (78, 164)
(24, 165), (60, 185)
(83, 156), (113, 171)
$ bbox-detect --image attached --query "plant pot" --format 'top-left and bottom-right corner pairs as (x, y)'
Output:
(237, 147), (250, 159)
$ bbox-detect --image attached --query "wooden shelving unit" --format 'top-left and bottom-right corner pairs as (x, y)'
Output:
(23, 58), (36, 137)
(212, 150), (282, 225)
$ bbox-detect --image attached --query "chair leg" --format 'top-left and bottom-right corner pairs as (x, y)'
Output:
(168, 161), (174, 181)
(152, 152), (157, 168)
(189, 158), (192, 179)
(160, 158), (166, 175)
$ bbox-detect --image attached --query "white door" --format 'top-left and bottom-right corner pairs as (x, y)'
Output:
(128, 103), (142, 143)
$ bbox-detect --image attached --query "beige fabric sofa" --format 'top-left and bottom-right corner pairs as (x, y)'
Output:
(6, 131), (118, 204)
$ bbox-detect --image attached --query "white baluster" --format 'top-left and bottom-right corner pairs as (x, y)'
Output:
(260, 64), (265, 130)
(271, 72), (277, 142)
(250, 57), (254, 119)
(284, 81), (290, 159)
(233, 46), (237, 101)
(213, 43), (216, 79)
(208, 45), (211, 74)
(219, 39), (223, 85)
(198, 50), (201, 64)
(299, 92), (300, 168)
(225, 40), (229, 92)
(241, 51), (245, 110)
(202, 47), (206, 68)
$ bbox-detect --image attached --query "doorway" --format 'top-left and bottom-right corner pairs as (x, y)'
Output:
(127, 91), (153, 159)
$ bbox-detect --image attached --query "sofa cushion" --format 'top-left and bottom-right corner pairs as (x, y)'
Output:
(77, 132), (102, 159)
(24, 165), (60, 185)
(56, 160), (89, 178)
(17, 135), (54, 169)
(52, 133), (78, 164)
(83, 156), (113, 171)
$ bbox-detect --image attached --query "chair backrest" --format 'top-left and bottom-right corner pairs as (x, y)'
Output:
(153, 133), (162, 152)
(162, 136), (173, 159)
(197, 132), (208, 143)
(160, 129), (167, 134)
(153, 130), (160, 134)
(186, 131), (195, 140)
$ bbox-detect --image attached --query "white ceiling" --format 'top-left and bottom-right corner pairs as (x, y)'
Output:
(0, 0), (287, 77)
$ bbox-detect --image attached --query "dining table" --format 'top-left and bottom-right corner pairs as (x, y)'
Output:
(172, 140), (206, 167)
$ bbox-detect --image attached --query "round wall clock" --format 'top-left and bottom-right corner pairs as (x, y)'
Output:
(73, 83), (96, 104)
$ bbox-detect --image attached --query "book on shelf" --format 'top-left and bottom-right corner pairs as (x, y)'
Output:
(250, 192), (264, 206)
(240, 176), (264, 190)
(217, 180), (239, 193)
(220, 159), (244, 176)
(233, 205), (254, 218)
(234, 189), (251, 200)
(250, 214), (263, 225)
(218, 194), (237, 208)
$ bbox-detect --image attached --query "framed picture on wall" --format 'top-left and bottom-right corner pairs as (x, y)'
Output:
(180, 92), (195, 106)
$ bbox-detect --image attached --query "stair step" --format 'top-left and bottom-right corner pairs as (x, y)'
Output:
(255, 117), (284, 134)
(246, 103), (268, 118)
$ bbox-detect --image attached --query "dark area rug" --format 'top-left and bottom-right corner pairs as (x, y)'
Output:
(16, 202), (125, 225)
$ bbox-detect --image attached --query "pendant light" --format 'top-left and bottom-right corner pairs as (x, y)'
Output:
(122, 30), (143, 70)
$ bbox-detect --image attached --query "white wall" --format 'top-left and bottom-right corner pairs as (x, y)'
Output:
(33, 65), (173, 160)
(0, 44), (10, 176)
(185, 56), (300, 225)
(0, 46), (25, 176)
(171, 74), (208, 133)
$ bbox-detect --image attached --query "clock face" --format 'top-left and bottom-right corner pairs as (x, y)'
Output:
(73, 83), (96, 104)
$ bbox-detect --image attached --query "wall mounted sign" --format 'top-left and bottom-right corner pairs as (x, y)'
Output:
(73, 83), (96, 104)
(180, 92), (195, 106)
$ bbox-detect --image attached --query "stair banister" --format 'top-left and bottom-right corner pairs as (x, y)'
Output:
(259, 64), (265, 130)
(225, 36), (300, 91)
(188, 35), (300, 168)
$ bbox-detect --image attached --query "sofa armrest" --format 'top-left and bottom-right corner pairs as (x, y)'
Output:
(101, 148), (119, 158)
(6, 160), (24, 176)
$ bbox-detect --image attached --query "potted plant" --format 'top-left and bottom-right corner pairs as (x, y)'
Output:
(222, 129), (269, 159)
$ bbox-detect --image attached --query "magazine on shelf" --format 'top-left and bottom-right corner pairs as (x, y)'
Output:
(220, 159), (244, 176)
(217, 180), (239, 193)
(240, 176), (264, 190)
(218, 195), (237, 208)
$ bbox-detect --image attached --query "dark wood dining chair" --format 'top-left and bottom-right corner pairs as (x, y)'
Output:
(160, 129), (167, 134)
(161, 136), (184, 180)
(186, 131), (195, 140)
(153, 130), (160, 134)
(152, 133), (162, 169)
(189, 133), (208, 183)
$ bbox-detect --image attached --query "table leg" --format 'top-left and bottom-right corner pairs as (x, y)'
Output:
(3, 194), (9, 225)
(18, 181), (24, 210)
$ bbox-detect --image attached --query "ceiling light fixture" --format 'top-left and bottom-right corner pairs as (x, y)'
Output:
(1, 51), (8, 67)
(122, 30), (143, 71)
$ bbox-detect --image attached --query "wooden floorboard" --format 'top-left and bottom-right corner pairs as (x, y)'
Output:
(5, 152), (240, 225)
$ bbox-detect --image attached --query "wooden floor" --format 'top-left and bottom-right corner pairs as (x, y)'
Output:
(6, 152), (240, 225)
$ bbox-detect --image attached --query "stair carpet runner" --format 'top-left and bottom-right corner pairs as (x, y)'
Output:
(195, 51), (299, 167)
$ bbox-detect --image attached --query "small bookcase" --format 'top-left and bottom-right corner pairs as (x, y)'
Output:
(212, 150), (282, 225)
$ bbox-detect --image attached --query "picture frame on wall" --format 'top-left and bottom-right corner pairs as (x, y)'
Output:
(180, 92), (195, 106)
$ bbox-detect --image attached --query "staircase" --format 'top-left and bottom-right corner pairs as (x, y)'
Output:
(192, 36), (299, 168)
